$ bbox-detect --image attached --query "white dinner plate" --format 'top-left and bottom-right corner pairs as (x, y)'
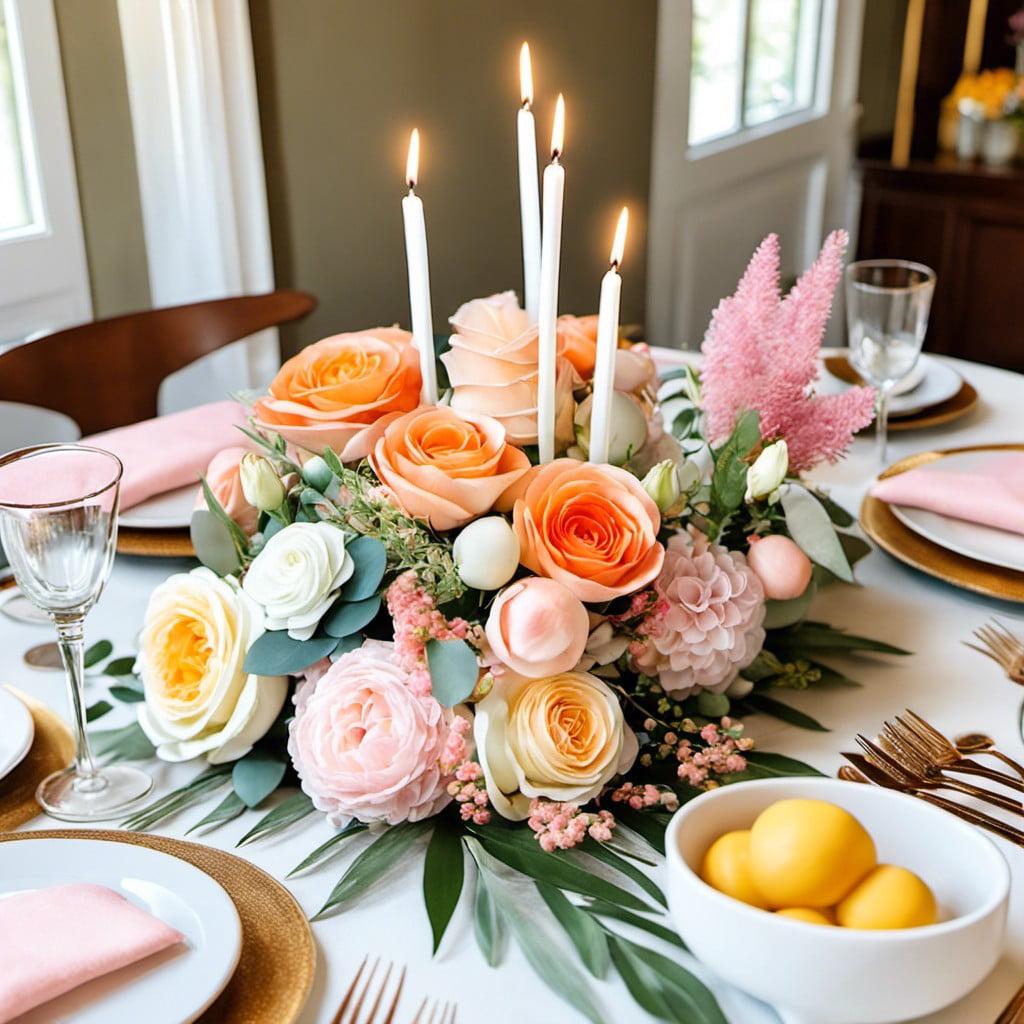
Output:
(0, 686), (34, 781)
(820, 353), (963, 417)
(119, 484), (199, 529)
(888, 450), (1024, 574)
(0, 837), (242, 1024)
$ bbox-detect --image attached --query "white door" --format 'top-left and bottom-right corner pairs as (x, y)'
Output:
(646, 0), (866, 350)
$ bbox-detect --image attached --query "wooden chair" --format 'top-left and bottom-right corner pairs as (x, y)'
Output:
(0, 289), (317, 434)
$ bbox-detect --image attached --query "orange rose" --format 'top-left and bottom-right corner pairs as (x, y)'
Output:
(253, 327), (422, 461)
(556, 314), (598, 380)
(513, 459), (664, 602)
(369, 406), (531, 531)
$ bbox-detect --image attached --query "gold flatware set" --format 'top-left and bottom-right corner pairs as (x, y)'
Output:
(333, 958), (456, 1024)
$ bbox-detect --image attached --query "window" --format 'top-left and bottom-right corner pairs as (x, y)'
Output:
(0, 4), (34, 235)
(689, 0), (823, 147)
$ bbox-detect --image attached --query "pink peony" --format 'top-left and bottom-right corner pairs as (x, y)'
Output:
(287, 641), (456, 827)
(633, 530), (765, 698)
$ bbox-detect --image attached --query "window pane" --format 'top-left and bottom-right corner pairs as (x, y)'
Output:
(0, 4), (32, 234)
(689, 0), (744, 145)
(744, 0), (818, 127)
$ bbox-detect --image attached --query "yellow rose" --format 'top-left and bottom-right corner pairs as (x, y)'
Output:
(474, 670), (638, 819)
(137, 568), (288, 763)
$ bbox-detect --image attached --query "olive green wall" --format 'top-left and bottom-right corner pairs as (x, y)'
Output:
(54, 0), (150, 318)
(249, 0), (658, 355)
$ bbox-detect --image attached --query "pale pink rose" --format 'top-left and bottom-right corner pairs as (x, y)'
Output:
(485, 577), (590, 678)
(195, 446), (259, 535)
(614, 345), (657, 395)
(287, 642), (455, 827)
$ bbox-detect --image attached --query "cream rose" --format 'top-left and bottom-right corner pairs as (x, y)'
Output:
(136, 568), (288, 763)
(474, 670), (638, 820)
(241, 522), (354, 640)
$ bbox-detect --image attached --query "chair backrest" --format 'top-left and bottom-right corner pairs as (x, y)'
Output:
(0, 289), (317, 434)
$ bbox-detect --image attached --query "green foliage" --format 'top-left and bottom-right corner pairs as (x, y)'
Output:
(242, 631), (338, 676)
(322, 595), (381, 639)
(536, 882), (609, 978)
(426, 638), (480, 706)
(288, 820), (368, 876)
(83, 640), (113, 668)
(780, 483), (853, 582)
(186, 790), (247, 834)
(423, 819), (466, 954)
(338, 536), (388, 601)
(120, 765), (233, 831)
(90, 720), (156, 761)
(232, 749), (287, 808)
(237, 791), (315, 847)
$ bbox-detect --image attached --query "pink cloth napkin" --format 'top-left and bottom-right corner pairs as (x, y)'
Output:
(0, 882), (184, 1022)
(871, 453), (1024, 536)
(85, 400), (249, 509)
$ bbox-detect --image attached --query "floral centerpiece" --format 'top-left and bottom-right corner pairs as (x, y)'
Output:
(93, 230), (903, 1024)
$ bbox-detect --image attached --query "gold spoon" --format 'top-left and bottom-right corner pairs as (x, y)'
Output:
(954, 732), (1024, 780)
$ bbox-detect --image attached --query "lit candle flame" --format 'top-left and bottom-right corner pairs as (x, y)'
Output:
(406, 129), (419, 190)
(610, 207), (629, 269)
(550, 94), (565, 160)
(520, 43), (533, 108)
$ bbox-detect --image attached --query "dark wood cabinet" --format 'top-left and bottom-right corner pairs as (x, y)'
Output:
(857, 156), (1024, 372)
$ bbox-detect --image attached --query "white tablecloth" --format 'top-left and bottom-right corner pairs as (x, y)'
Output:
(5, 354), (1024, 1024)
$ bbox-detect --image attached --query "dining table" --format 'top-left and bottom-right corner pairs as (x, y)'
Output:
(3, 350), (1024, 1024)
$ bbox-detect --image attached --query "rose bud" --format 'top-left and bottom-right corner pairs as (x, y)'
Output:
(239, 453), (287, 512)
(746, 533), (813, 600)
(453, 516), (521, 591)
(745, 439), (789, 503)
(641, 459), (681, 513)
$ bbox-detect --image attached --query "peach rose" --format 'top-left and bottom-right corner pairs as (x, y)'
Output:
(368, 405), (531, 531)
(196, 446), (258, 535)
(513, 459), (664, 602)
(253, 327), (422, 461)
(556, 314), (598, 380)
(485, 576), (590, 677)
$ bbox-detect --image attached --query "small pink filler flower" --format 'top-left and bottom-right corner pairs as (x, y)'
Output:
(288, 641), (458, 827)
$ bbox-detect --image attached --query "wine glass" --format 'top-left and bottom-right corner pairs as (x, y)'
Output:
(845, 259), (936, 466)
(0, 444), (152, 820)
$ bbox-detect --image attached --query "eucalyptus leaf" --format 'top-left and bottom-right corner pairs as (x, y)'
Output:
(86, 700), (112, 723)
(288, 820), (369, 876)
(186, 790), (247, 834)
(321, 447), (345, 479)
(809, 488), (855, 527)
(333, 634), (364, 657)
(237, 791), (315, 847)
(323, 595), (381, 639)
(109, 685), (146, 704)
(536, 882), (609, 978)
(426, 638), (479, 707)
(423, 820), (465, 954)
(83, 639), (113, 668)
(190, 508), (243, 576)
(232, 749), (287, 808)
(339, 536), (388, 602)
(103, 656), (138, 677)
(780, 483), (853, 582)
(243, 631), (337, 675)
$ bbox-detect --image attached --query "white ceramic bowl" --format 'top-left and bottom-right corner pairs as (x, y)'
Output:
(665, 777), (1009, 1024)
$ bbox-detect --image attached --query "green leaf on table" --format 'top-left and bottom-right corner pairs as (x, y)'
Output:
(472, 858), (505, 967)
(742, 693), (829, 731)
(186, 789), (247, 834)
(323, 595), (381, 639)
(423, 819), (465, 954)
(838, 530), (873, 566)
(109, 684), (146, 704)
(237, 791), (315, 847)
(313, 820), (432, 918)
(466, 839), (610, 1024)
(288, 819), (368, 876)
(426, 637), (479, 707)
(611, 806), (670, 855)
(339, 536), (388, 602)
(773, 621), (910, 656)
(738, 750), (826, 778)
(90, 720), (157, 761)
(190, 508), (243, 576)
(536, 882), (609, 978)
(809, 660), (862, 688)
(608, 934), (729, 1024)
(577, 839), (667, 908)
(120, 764), (233, 832)
(232, 749), (287, 808)
(86, 700), (112, 723)
(583, 900), (686, 949)
(243, 630), (337, 675)
(780, 483), (853, 582)
(83, 639), (113, 668)
(103, 656), (138, 677)
(809, 488), (855, 527)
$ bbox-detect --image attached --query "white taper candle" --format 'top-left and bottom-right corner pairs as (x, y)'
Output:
(518, 43), (541, 322)
(402, 129), (438, 405)
(590, 208), (629, 464)
(536, 94), (565, 464)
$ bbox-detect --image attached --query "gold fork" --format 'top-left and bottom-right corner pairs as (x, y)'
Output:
(332, 957), (407, 1024)
(964, 619), (1024, 684)
(410, 997), (458, 1024)
(893, 709), (1024, 782)
(996, 978), (1024, 1024)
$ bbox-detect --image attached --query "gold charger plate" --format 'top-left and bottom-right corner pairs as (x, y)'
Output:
(860, 444), (1024, 603)
(823, 355), (978, 430)
(0, 829), (316, 1024)
(117, 526), (196, 558)
(0, 687), (74, 831)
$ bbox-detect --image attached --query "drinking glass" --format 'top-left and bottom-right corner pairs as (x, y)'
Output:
(845, 259), (936, 466)
(0, 444), (152, 820)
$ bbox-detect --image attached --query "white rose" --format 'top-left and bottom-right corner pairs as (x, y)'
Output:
(242, 522), (354, 640)
(745, 439), (789, 502)
(136, 567), (288, 763)
(474, 670), (638, 820)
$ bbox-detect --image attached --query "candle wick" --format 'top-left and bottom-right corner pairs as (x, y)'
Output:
(522, 99), (531, 111)
(551, 151), (561, 164)
(610, 259), (620, 272)
(407, 183), (416, 196)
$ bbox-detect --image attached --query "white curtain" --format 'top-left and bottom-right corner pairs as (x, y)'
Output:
(117, 0), (278, 412)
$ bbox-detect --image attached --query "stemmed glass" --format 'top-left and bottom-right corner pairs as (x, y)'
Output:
(0, 444), (152, 820)
(845, 259), (936, 466)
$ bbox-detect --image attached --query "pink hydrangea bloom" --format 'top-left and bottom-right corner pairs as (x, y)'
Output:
(287, 640), (457, 827)
(700, 230), (876, 473)
(633, 529), (765, 698)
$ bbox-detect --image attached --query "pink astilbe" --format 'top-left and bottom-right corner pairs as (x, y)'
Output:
(700, 230), (875, 473)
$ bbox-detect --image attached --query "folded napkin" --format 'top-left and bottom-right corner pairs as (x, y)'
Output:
(0, 882), (184, 1022)
(86, 400), (249, 510)
(871, 453), (1024, 536)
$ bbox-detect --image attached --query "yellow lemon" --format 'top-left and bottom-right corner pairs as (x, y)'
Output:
(748, 799), (876, 908)
(774, 907), (835, 926)
(700, 830), (769, 909)
(836, 864), (937, 930)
